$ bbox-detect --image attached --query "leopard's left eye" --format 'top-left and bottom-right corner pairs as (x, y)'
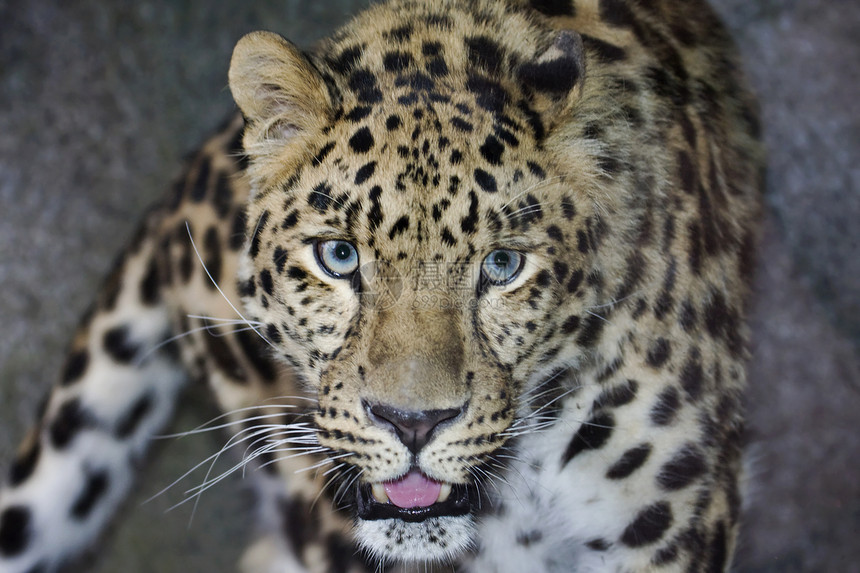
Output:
(481, 249), (524, 286)
(315, 240), (359, 277)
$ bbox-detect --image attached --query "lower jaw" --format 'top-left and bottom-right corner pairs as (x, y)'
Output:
(354, 513), (476, 563)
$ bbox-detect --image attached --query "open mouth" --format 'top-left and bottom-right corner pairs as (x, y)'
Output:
(356, 470), (470, 523)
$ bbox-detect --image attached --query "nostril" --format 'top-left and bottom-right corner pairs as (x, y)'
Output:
(365, 402), (464, 455)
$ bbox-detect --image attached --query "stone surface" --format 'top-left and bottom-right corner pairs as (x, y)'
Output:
(0, 1), (857, 571)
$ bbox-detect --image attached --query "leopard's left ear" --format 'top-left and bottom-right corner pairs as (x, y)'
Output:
(229, 31), (333, 149)
(516, 31), (586, 129)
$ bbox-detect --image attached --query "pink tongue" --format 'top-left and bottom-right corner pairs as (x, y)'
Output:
(383, 471), (442, 509)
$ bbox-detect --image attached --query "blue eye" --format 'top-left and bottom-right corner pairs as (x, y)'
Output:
(481, 249), (524, 286)
(315, 240), (359, 277)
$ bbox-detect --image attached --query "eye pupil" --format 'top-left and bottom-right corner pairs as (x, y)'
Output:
(335, 243), (351, 260)
(493, 252), (510, 268)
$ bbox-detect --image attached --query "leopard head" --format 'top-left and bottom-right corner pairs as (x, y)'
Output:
(228, 6), (606, 563)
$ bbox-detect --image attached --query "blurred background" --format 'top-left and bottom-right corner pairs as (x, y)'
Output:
(0, 1), (857, 571)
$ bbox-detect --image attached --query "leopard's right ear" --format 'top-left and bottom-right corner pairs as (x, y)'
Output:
(229, 31), (333, 150)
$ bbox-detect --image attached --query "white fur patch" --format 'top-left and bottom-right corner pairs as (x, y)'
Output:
(355, 514), (474, 564)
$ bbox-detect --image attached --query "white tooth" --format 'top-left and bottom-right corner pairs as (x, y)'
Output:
(371, 483), (389, 504)
(437, 483), (452, 503)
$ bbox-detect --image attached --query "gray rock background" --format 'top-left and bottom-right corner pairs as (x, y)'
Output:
(0, 1), (857, 571)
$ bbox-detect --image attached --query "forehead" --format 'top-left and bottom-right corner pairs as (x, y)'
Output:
(295, 78), (552, 217)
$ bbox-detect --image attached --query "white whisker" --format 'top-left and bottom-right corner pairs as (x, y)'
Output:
(185, 220), (274, 349)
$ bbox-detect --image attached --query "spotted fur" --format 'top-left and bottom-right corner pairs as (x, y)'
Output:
(0, 0), (763, 571)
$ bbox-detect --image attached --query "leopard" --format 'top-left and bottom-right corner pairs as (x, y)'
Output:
(0, 0), (764, 571)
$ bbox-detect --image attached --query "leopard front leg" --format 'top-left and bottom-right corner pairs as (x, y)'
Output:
(0, 233), (186, 573)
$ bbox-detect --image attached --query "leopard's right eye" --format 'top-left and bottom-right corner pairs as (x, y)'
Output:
(481, 249), (524, 286)
(315, 240), (359, 278)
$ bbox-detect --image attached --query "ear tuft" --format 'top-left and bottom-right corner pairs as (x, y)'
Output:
(517, 31), (586, 121)
(229, 31), (332, 145)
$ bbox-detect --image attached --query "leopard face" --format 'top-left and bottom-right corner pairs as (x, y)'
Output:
(227, 5), (611, 561)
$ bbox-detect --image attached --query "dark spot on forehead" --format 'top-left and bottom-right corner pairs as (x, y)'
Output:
(308, 181), (333, 213)
(344, 106), (372, 122)
(281, 210), (298, 230)
(517, 193), (544, 225)
(354, 161), (377, 185)
(396, 72), (436, 92)
(349, 127), (375, 153)
(460, 191), (480, 234)
(386, 115), (402, 130)
(367, 187), (384, 232)
(349, 69), (383, 104)
(466, 36), (504, 74)
(441, 227), (457, 246)
(383, 51), (414, 72)
(388, 215), (410, 239)
(467, 75), (508, 113)
(474, 168), (498, 192)
(479, 135), (505, 165)
(313, 142), (335, 165)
